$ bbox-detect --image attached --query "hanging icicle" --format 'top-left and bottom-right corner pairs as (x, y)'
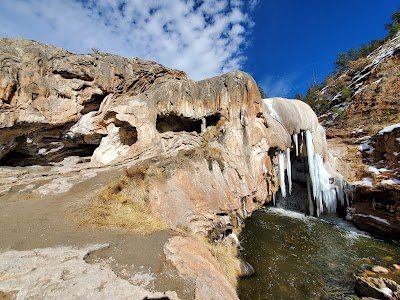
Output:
(305, 129), (343, 216)
(286, 148), (292, 195)
(278, 152), (286, 198)
(293, 133), (299, 156)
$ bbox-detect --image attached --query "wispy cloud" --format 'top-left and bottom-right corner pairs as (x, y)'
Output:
(259, 73), (301, 98)
(0, 0), (257, 80)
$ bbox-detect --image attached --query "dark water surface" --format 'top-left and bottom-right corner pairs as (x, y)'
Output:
(238, 208), (400, 300)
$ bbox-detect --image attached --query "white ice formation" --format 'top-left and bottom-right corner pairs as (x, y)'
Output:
(278, 152), (287, 198)
(275, 130), (347, 216)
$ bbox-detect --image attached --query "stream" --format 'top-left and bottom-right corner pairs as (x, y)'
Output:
(238, 207), (400, 300)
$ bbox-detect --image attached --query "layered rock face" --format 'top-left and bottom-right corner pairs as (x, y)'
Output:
(0, 38), (343, 299)
(0, 38), (186, 165)
(315, 34), (400, 239)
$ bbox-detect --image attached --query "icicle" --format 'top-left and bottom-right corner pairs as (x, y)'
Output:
(293, 133), (299, 156)
(286, 148), (292, 195)
(307, 175), (314, 216)
(305, 129), (342, 216)
(278, 152), (286, 198)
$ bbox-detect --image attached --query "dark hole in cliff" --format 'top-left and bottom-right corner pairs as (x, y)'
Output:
(103, 112), (138, 146)
(53, 70), (94, 81)
(268, 147), (278, 158)
(81, 92), (109, 114)
(205, 113), (221, 127)
(118, 123), (138, 146)
(156, 114), (201, 134)
(0, 144), (98, 167)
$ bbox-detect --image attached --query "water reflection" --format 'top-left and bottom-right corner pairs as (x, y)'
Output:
(238, 208), (400, 300)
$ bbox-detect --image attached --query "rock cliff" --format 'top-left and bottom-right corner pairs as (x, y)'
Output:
(0, 38), (343, 299)
(313, 33), (400, 239)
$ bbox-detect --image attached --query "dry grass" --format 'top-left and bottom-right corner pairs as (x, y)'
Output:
(208, 241), (240, 286)
(79, 162), (166, 234)
(193, 235), (240, 287)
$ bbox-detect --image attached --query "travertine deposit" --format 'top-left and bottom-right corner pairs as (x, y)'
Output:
(0, 38), (344, 299)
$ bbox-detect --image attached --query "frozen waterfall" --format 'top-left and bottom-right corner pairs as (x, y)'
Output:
(286, 148), (292, 195)
(272, 130), (346, 216)
(305, 130), (340, 216)
(278, 152), (287, 198)
(293, 133), (299, 156)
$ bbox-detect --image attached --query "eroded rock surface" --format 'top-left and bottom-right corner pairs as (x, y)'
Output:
(0, 245), (179, 300)
(0, 38), (343, 299)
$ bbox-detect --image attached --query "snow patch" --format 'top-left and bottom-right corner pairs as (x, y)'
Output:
(378, 123), (400, 135)
(263, 99), (281, 122)
(352, 128), (364, 134)
(367, 166), (389, 174)
(379, 178), (400, 186)
(354, 214), (390, 225)
(351, 177), (374, 188)
(360, 140), (375, 154)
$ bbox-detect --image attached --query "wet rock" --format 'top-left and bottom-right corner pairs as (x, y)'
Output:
(393, 264), (400, 272)
(372, 266), (390, 274)
(239, 259), (255, 277)
(355, 276), (400, 299)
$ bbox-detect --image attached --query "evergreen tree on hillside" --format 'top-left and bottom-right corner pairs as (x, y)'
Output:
(386, 9), (400, 38)
(300, 7), (400, 113)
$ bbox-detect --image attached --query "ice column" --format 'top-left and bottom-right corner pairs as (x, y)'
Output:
(305, 130), (322, 216)
(305, 130), (339, 216)
(278, 152), (286, 198)
(286, 148), (292, 195)
(293, 133), (299, 156)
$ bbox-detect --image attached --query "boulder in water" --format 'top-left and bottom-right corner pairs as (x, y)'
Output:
(239, 259), (255, 277)
(354, 276), (400, 299)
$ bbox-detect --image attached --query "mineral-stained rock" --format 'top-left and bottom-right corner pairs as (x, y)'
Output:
(0, 38), (185, 165)
(164, 236), (239, 300)
(0, 38), (342, 299)
(0, 245), (179, 300)
(355, 276), (400, 299)
(372, 266), (390, 274)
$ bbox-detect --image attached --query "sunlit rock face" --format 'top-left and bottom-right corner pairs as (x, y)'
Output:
(0, 38), (186, 166)
(0, 38), (349, 299)
(0, 38), (345, 231)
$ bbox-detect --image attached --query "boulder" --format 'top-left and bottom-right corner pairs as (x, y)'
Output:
(355, 276), (400, 299)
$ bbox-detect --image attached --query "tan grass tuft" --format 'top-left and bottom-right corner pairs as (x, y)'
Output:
(80, 173), (166, 234)
(208, 241), (240, 286)
(193, 235), (240, 287)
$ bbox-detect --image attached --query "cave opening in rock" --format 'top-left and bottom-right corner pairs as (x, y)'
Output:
(117, 122), (138, 146)
(205, 113), (221, 128)
(156, 114), (202, 134)
(103, 112), (138, 146)
(80, 92), (109, 114)
(0, 144), (99, 167)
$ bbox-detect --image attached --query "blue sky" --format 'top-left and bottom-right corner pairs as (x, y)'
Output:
(0, 0), (398, 98)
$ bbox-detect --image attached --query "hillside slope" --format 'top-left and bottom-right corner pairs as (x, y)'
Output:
(310, 33), (400, 238)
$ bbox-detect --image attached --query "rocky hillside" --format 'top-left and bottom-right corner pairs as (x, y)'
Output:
(0, 38), (347, 299)
(306, 32), (400, 239)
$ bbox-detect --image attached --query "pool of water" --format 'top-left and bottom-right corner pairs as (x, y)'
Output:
(238, 207), (400, 300)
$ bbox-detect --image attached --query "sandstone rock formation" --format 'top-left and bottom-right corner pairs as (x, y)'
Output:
(310, 33), (400, 239)
(0, 38), (343, 299)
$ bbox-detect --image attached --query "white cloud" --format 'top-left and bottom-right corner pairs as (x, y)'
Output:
(0, 0), (258, 80)
(259, 73), (299, 98)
